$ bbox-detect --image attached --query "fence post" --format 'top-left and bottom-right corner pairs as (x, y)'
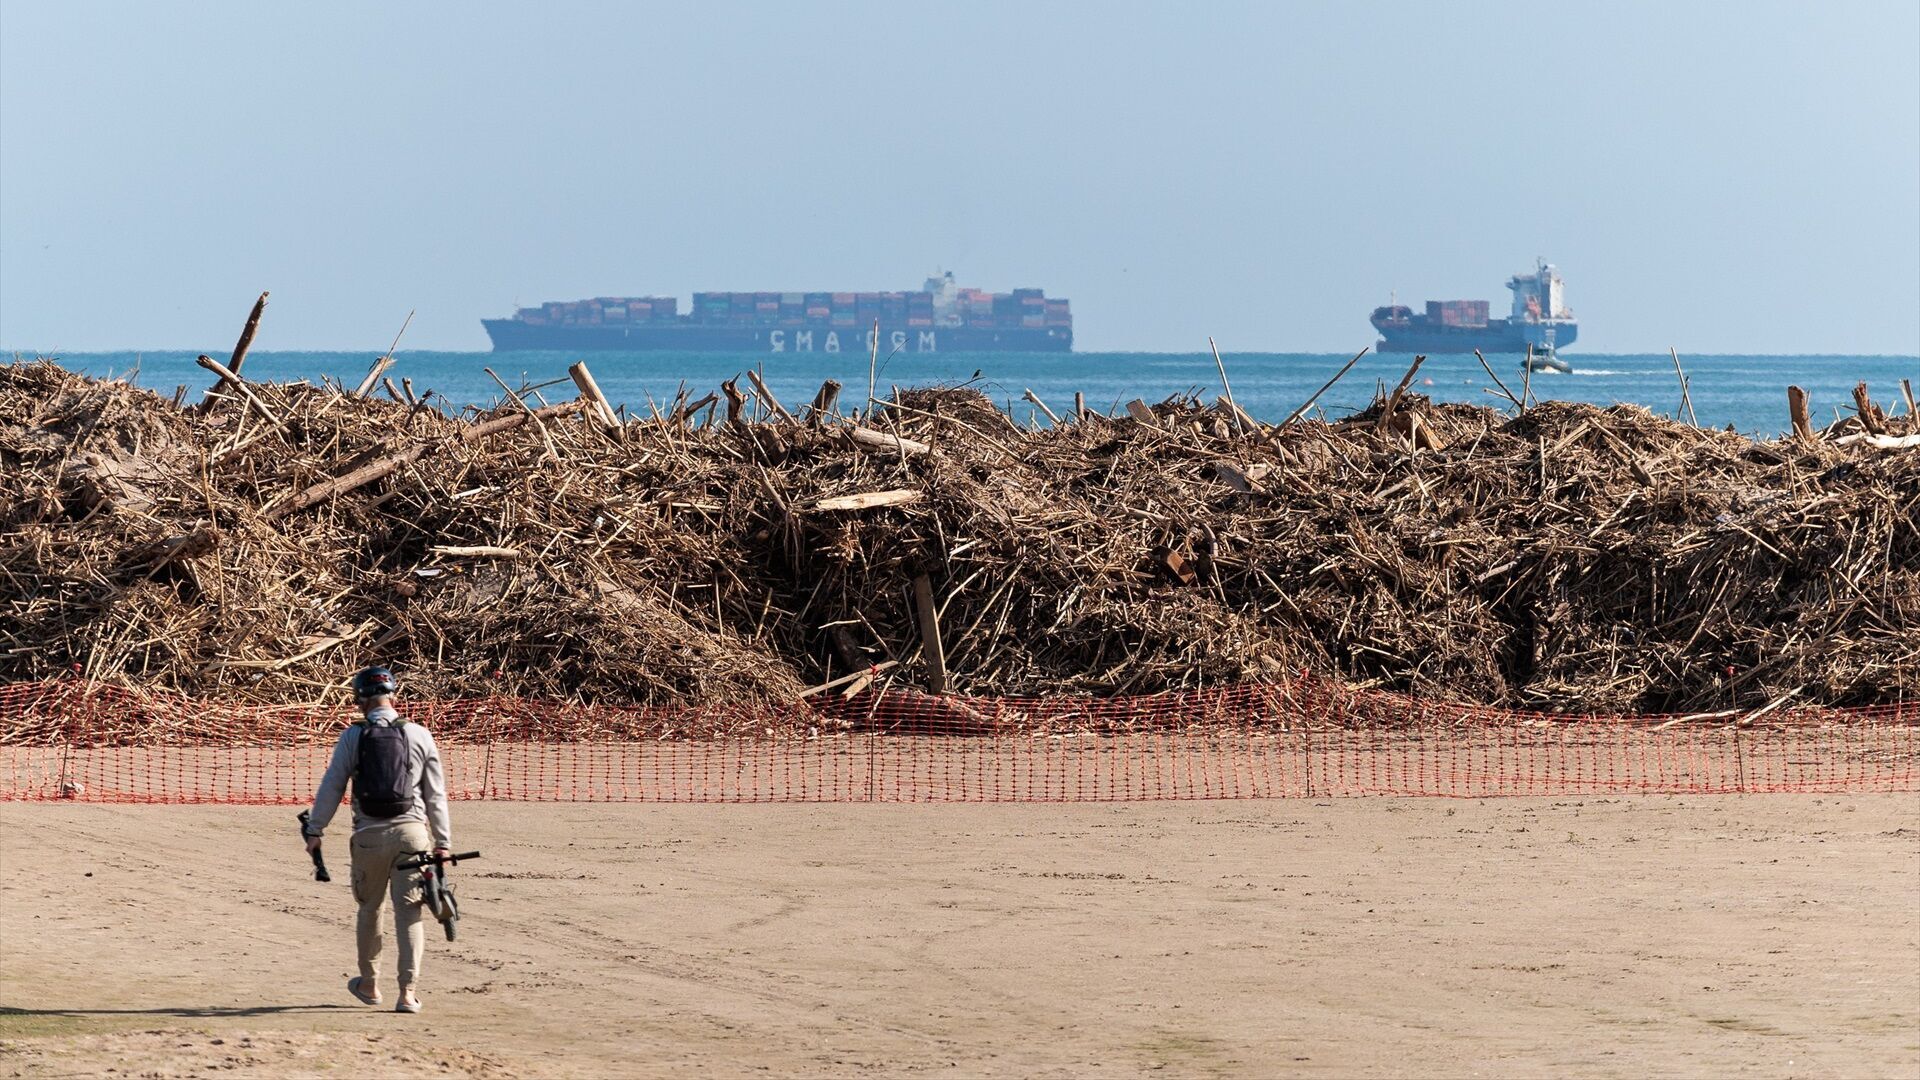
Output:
(56, 680), (81, 799)
(1296, 673), (1315, 798)
(1302, 722), (1314, 799)
(1733, 721), (1747, 793)
(57, 742), (75, 799)
(865, 731), (876, 802)
(480, 741), (494, 800)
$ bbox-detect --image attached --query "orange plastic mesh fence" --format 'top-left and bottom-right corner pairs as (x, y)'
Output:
(3, 680), (1914, 803)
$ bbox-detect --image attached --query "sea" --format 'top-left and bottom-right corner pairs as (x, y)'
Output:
(29, 349), (1920, 438)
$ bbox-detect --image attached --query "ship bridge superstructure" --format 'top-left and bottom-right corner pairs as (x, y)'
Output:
(1507, 259), (1573, 324)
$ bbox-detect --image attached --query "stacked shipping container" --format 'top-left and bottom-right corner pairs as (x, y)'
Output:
(513, 282), (1068, 333)
(1426, 299), (1490, 328)
(520, 297), (678, 325)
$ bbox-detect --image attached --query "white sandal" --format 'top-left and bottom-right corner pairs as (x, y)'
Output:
(347, 976), (381, 1006)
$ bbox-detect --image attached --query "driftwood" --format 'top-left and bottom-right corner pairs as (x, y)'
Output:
(806, 380), (842, 426)
(911, 573), (948, 695)
(228, 292), (268, 377)
(843, 426), (931, 457)
(1474, 349), (1523, 410)
(2, 357), (1914, 718)
(745, 369), (797, 425)
(195, 355), (284, 429)
(1022, 388), (1061, 426)
(568, 362), (619, 430)
(1208, 337), (1247, 435)
(1377, 354), (1427, 432)
(1281, 347), (1369, 426)
(797, 659), (900, 699)
(1787, 385), (1814, 443)
(1852, 382), (1888, 435)
(484, 366), (561, 461)
(1670, 348), (1697, 426)
(719, 377), (748, 428)
(805, 489), (924, 513)
(266, 401), (582, 519)
(353, 357), (395, 399)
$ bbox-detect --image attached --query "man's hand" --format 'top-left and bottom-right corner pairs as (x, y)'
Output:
(306, 834), (324, 854)
(433, 846), (453, 862)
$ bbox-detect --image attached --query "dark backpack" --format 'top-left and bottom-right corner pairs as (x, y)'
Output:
(353, 720), (412, 819)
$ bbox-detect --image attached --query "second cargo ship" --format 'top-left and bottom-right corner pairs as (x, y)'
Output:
(1370, 260), (1578, 353)
(484, 271), (1071, 353)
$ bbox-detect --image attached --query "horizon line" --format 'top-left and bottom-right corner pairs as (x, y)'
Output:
(8, 346), (1920, 360)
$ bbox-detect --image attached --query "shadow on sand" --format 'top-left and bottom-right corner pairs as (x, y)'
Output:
(1, 1004), (354, 1019)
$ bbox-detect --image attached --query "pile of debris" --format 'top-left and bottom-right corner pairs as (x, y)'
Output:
(2, 341), (1914, 716)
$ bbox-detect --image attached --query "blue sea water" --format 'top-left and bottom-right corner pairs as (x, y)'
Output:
(28, 349), (1920, 438)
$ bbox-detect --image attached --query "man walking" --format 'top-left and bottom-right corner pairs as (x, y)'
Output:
(303, 665), (452, 1014)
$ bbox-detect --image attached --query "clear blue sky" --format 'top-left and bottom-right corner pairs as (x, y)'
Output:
(3, 1), (1916, 354)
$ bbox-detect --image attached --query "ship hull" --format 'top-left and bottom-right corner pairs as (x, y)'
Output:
(1373, 317), (1577, 354)
(483, 320), (1071, 353)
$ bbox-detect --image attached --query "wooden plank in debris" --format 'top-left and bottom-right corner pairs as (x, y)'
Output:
(1852, 382), (1888, 434)
(1786, 385), (1814, 443)
(720, 377), (748, 427)
(1833, 432), (1920, 449)
(806, 379), (842, 426)
(797, 659), (901, 699)
(204, 622), (371, 672)
(353, 356), (395, 399)
(569, 361), (620, 428)
(429, 545), (521, 558)
(1213, 396), (1260, 434)
(1376, 354), (1427, 433)
(1210, 461), (1274, 492)
(1022, 388), (1061, 426)
(844, 426), (932, 456)
(129, 526), (218, 568)
(806, 489), (924, 512)
(1157, 547), (1198, 585)
(745, 369), (798, 424)
(1124, 399), (1158, 424)
(911, 573), (948, 695)
(1405, 411), (1446, 451)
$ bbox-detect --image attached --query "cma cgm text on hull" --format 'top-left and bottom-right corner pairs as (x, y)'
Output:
(484, 272), (1072, 353)
(1370, 260), (1579, 354)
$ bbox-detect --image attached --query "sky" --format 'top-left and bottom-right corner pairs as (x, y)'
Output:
(2, 1), (1916, 355)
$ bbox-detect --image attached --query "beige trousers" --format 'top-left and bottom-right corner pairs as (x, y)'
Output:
(349, 820), (431, 990)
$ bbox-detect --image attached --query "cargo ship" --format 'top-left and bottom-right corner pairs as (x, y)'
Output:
(1370, 260), (1577, 353)
(483, 272), (1071, 353)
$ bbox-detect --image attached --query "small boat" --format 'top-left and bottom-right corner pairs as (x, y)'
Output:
(1523, 343), (1572, 374)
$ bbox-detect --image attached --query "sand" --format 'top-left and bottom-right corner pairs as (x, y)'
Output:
(3, 797), (1917, 1078)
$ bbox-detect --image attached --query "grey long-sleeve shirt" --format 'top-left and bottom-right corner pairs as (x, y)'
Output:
(305, 713), (453, 849)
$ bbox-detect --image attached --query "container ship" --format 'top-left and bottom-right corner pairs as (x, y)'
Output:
(1370, 260), (1577, 353)
(483, 271), (1071, 353)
